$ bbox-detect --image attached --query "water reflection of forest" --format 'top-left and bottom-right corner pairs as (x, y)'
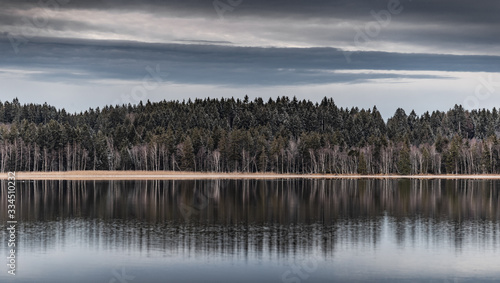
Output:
(1, 179), (498, 257)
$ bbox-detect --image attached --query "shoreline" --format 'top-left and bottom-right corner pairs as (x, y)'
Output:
(2, 171), (500, 180)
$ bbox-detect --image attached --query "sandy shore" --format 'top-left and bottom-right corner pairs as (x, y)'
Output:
(1, 171), (500, 180)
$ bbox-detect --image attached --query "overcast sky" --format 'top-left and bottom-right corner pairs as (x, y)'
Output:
(0, 0), (499, 118)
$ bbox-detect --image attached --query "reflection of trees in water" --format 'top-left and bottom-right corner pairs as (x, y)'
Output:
(0, 179), (499, 257)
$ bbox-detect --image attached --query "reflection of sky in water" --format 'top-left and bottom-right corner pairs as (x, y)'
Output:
(0, 179), (499, 282)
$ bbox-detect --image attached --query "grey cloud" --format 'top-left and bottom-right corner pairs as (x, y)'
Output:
(1, 36), (497, 86)
(175, 40), (233, 44)
(1, 0), (498, 118)
(1, 0), (499, 57)
(3, 0), (499, 23)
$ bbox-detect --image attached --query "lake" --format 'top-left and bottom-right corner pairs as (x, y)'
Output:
(1, 179), (499, 282)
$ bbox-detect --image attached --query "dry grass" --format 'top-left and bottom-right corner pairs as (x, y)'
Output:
(1, 171), (500, 180)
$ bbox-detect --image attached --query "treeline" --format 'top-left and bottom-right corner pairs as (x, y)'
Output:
(1, 96), (500, 174)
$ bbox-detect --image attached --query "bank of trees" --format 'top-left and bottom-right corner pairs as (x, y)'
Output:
(1, 97), (500, 174)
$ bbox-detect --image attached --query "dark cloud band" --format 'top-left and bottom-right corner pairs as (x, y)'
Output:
(0, 36), (497, 86)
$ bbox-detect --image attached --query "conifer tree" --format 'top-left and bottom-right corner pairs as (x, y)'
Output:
(181, 136), (195, 171)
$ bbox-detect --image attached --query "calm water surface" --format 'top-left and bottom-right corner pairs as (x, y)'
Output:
(1, 179), (499, 282)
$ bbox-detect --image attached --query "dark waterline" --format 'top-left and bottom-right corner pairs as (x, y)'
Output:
(1, 179), (499, 282)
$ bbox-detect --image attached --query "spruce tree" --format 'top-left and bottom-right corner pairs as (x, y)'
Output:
(358, 152), (368, 175)
(398, 144), (411, 175)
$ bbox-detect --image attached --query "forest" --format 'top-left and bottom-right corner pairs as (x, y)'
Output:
(0, 96), (500, 175)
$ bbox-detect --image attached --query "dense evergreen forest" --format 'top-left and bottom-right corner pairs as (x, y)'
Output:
(1, 96), (500, 174)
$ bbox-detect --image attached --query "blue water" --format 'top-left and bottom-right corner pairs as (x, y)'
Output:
(1, 179), (499, 282)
